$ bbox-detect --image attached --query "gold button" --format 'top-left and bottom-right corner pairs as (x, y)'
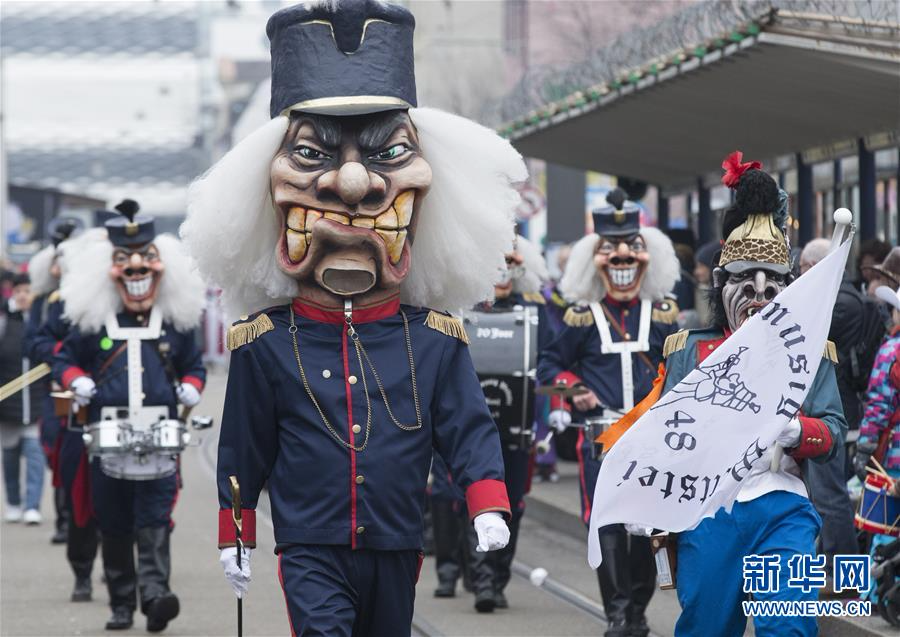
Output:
(707, 344), (715, 350)
(624, 333), (631, 341)
(352, 424), (362, 434)
(348, 375), (358, 385)
(623, 310), (629, 317)
(239, 315), (248, 321)
(322, 370), (331, 379)
(356, 475), (365, 484)
(141, 392), (146, 399)
(356, 526), (365, 535)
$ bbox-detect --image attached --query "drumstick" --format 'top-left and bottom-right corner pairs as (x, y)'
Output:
(870, 456), (891, 479)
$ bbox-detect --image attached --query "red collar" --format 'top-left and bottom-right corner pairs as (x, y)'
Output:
(603, 296), (640, 309)
(291, 294), (401, 324)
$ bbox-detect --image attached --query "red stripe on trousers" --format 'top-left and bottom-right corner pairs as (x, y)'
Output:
(575, 428), (591, 524)
(277, 554), (297, 637)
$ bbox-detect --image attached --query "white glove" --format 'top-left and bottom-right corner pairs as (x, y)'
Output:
(548, 409), (572, 433)
(70, 376), (96, 407)
(176, 382), (201, 407)
(219, 547), (252, 599)
(625, 524), (654, 537)
(473, 511), (510, 552)
(776, 417), (802, 448)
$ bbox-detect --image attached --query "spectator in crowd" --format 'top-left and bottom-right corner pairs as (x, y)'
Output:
(857, 240), (894, 295)
(692, 241), (719, 327)
(855, 284), (900, 600)
(863, 247), (900, 331)
(0, 274), (46, 524)
(798, 240), (863, 581)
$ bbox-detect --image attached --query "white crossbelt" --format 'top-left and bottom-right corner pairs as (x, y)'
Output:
(104, 308), (162, 424)
(588, 300), (651, 411)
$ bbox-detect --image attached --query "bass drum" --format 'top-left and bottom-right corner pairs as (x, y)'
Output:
(100, 454), (178, 481)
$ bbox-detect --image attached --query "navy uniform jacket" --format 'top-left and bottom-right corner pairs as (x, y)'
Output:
(26, 293), (70, 456)
(52, 312), (206, 423)
(216, 298), (511, 552)
(662, 327), (846, 462)
(537, 297), (679, 412)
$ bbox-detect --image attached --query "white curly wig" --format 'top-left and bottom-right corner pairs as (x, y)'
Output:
(60, 232), (206, 334)
(27, 245), (57, 298)
(559, 226), (680, 305)
(512, 235), (549, 295)
(181, 107), (527, 320)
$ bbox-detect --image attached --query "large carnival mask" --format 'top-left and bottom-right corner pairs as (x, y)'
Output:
(593, 233), (649, 302)
(270, 110), (432, 298)
(495, 252), (524, 299)
(718, 267), (786, 332)
(109, 243), (164, 313)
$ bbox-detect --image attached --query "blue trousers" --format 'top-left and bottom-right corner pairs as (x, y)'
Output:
(2, 435), (45, 511)
(90, 460), (177, 537)
(277, 545), (420, 637)
(675, 491), (822, 637)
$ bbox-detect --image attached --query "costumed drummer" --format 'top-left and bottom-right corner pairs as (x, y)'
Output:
(181, 1), (523, 633)
(537, 189), (680, 637)
(464, 234), (551, 613)
(24, 218), (81, 546)
(52, 201), (206, 633)
(661, 154), (845, 637)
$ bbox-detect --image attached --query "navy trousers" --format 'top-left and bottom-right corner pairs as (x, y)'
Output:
(278, 545), (421, 637)
(90, 461), (177, 536)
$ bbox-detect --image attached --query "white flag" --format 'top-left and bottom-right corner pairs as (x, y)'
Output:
(587, 238), (851, 568)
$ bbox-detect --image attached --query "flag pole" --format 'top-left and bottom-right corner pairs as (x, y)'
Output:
(770, 208), (854, 472)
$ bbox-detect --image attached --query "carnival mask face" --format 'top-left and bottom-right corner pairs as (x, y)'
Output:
(109, 244), (164, 313)
(720, 268), (786, 331)
(270, 110), (432, 297)
(593, 234), (649, 302)
(495, 252), (524, 299)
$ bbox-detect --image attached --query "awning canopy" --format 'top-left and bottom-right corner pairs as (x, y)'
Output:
(501, 4), (900, 193)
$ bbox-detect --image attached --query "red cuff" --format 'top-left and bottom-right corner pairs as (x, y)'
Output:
(890, 360), (900, 391)
(53, 341), (64, 355)
(466, 479), (511, 520)
(218, 508), (256, 548)
(181, 375), (205, 392)
(787, 416), (833, 460)
(549, 371), (583, 410)
(62, 366), (88, 389)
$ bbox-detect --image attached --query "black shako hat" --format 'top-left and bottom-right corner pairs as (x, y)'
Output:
(49, 217), (81, 247)
(592, 188), (641, 238)
(105, 200), (156, 248)
(266, 0), (417, 118)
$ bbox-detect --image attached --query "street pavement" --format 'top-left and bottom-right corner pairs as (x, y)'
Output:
(1, 370), (895, 636)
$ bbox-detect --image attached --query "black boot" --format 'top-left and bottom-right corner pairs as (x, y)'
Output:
(105, 607), (134, 630)
(102, 533), (137, 627)
(466, 525), (496, 613)
(137, 526), (180, 632)
(492, 510), (521, 609)
(52, 487), (69, 544)
(68, 518), (99, 602)
(596, 526), (632, 636)
(626, 535), (655, 637)
(431, 499), (462, 598)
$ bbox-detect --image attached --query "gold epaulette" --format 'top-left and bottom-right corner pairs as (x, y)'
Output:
(522, 292), (546, 305)
(425, 311), (469, 344)
(662, 330), (689, 359)
(48, 290), (61, 303)
(823, 340), (838, 364)
(652, 299), (679, 324)
(226, 313), (274, 351)
(563, 306), (594, 327)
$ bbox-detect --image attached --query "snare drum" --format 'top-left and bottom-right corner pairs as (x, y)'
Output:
(585, 417), (617, 459)
(152, 420), (187, 453)
(855, 473), (900, 537)
(83, 420), (129, 456)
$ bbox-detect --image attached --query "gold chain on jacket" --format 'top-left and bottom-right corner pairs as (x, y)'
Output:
(289, 304), (422, 452)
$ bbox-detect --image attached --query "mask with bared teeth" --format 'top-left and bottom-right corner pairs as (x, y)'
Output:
(271, 111), (431, 301)
(591, 188), (648, 303)
(104, 200), (164, 314)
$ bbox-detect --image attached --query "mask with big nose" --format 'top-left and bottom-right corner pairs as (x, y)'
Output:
(593, 234), (649, 302)
(270, 110), (432, 303)
(109, 244), (164, 314)
(719, 267), (786, 332)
